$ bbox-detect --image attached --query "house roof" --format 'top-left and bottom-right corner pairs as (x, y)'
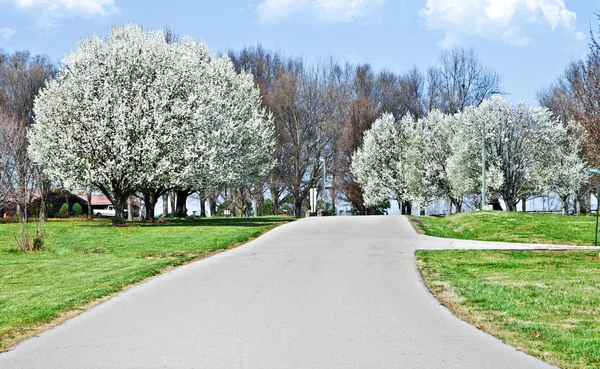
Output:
(73, 193), (112, 206)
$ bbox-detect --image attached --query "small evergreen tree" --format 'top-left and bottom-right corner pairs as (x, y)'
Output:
(57, 203), (68, 218)
(72, 203), (83, 216)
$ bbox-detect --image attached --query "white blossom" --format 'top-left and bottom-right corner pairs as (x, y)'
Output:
(351, 113), (408, 206)
(29, 24), (274, 223)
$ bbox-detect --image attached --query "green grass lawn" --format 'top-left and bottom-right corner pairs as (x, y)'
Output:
(0, 216), (292, 351)
(417, 250), (600, 369)
(411, 211), (599, 246)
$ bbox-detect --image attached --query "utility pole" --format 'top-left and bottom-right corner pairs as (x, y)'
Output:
(481, 120), (486, 210)
(321, 157), (326, 210)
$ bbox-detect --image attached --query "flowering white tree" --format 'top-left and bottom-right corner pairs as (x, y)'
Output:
(404, 126), (437, 213)
(30, 25), (199, 224)
(351, 113), (411, 206)
(447, 105), (504, 209)
(414, 109), (463, 213)
(181, 55), (274, 193)
(448, 95), (567, 211)
(166, 54), (274, 217)
(537, 121), (589, 215)
(30, 25), (274, 223)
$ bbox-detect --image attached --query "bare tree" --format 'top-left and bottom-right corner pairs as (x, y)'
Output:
(538, 61), (592, 214)
(229, 46), (288, 215)
(0, 111), (21, 215)
(335, 97), (379, 214)
(376, 67), (425, 120)
(273, 65), (332, 216)
(0, 49), (55, 221)
(427, 48), (501, 114)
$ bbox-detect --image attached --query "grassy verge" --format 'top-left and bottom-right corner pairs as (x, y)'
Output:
(410, 211), (598, 246)
(0, 216), (293, 351)
(417, 250), (600, 369)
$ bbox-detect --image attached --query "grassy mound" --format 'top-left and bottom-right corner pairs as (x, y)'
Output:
(411, 211), (598, 246)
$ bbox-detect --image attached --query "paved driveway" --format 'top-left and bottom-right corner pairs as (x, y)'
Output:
(0, 216), (557, 369)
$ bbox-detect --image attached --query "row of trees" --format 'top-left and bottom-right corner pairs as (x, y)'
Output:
(353, 15), (600, 217)
(0, 22), (505, 221)
(6, 24), (577, 220)
(28, 25), (274, 224)
(352, 95), (586, 215)
(0, 50), (55, 222)
(227, 46), (501, 216)
(536, 15), (600, 214)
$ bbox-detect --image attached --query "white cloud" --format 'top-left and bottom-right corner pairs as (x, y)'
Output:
(1, 0), (118, 28)
(0, 27), (16, 40)
(419, 0), (579, 47)
(257, 0), (385, 24)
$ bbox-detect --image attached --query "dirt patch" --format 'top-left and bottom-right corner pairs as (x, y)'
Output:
(77, 247), (106, 254)
(408, 218), (425, 235)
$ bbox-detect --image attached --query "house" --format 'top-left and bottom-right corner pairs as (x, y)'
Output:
(1, 191), (140, 218)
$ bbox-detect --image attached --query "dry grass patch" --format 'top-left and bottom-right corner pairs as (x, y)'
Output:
(418, 249), (600, 369)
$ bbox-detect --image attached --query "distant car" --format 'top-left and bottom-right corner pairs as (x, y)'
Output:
(95, 205), (129, 218)
(95, 205), (116, 218)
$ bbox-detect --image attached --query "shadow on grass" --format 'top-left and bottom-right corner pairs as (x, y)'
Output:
(73, 216), (297, 228)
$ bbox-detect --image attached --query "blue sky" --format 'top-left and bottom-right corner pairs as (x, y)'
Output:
(0, 0), (596, 105)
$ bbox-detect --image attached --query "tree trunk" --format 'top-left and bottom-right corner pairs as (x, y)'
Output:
(294, 197), (303, 218)
(506, 199), (518, 212)
(169, 192), (176, 215)
(420, 207), (426, 216)
(489, 196), (502, 211)
(163, 191), (169, 218)
(521, 195), (527, 212)
(209, 192), (217, 216)
(39, 189), (46, 222)
(87, 192), (92, 220)
(269, 187), (279, 215)
(65, 193), (71, 218)
(454, 199), (462, 213)
(175, 189), (190, 217)
(113, 200), (126, 225)
(39, 178), (50, 222)
(561, 195), (569, 216)
(199, 191), (206, 218)
(127, 196), (133, 221)
(142, 191), (159, 222)
(254, 188), (264, 217)
(445, 198), (452, 215)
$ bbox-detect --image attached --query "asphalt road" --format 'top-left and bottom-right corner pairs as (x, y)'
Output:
(0, 216), (556, 369)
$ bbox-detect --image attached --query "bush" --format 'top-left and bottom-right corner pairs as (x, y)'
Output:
(0, 216), (19, 224)
(72, 203), (82, 216)
(46, 203), (56, 218)
(14, 225), (45, 252)
(263, 199), (274, 216)
(57, 203), (69, 218)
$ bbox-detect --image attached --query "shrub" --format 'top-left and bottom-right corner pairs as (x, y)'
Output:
(72, 203), (82, 216)
(57, 203), (69, 218)
(263, 199), (274, 216)
(14, 225), (45, 252)
(46, 203), (56, 218)
(0, 216), (19, 224)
